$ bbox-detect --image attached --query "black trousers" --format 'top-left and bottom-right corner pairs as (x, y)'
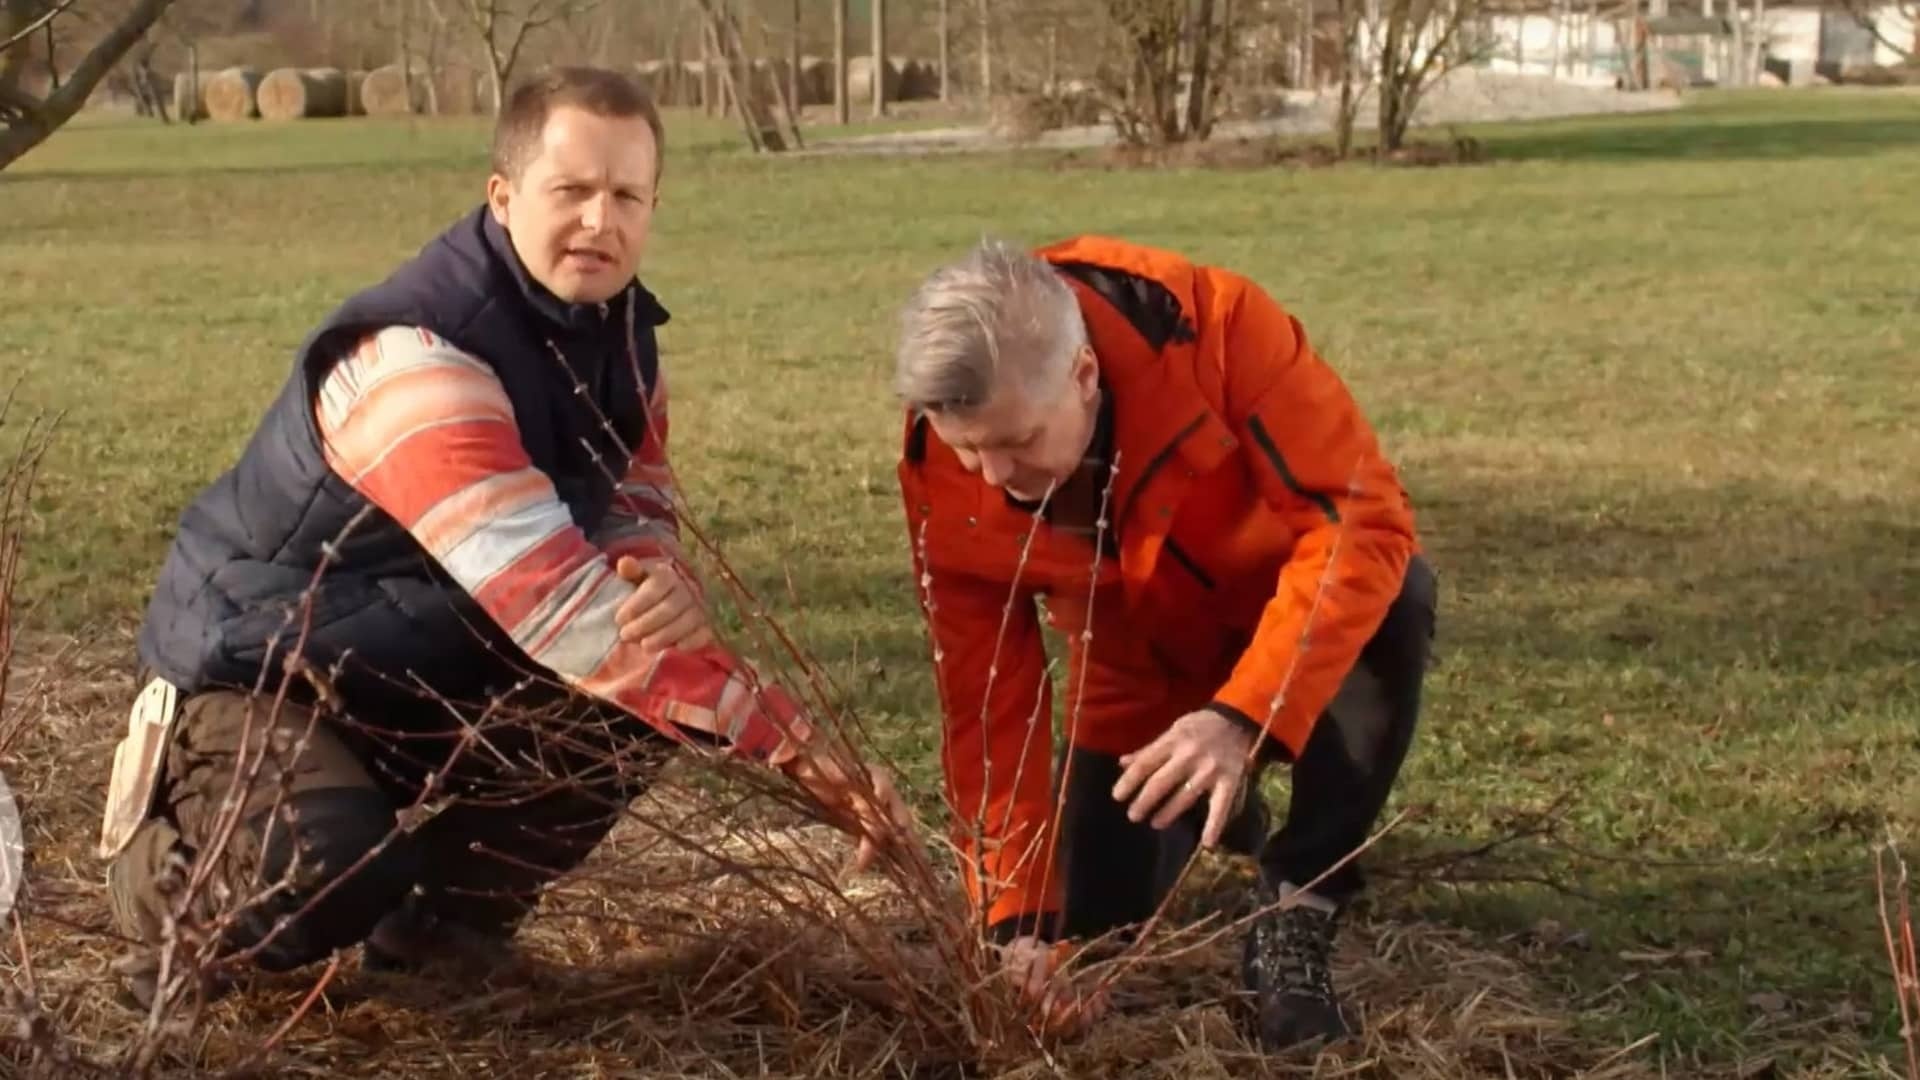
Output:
(1051, 554), (1437, 941)
(108, 687), (674, 974)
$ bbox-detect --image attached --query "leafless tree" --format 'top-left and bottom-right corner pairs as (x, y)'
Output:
(451, 0), (598, 113)
(1373, 0), (1485, 153)
(0, 0), (179, 170)
(1093, 0), (1237, 145)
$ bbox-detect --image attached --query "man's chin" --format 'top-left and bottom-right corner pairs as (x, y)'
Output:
(548, 270), (631, 306)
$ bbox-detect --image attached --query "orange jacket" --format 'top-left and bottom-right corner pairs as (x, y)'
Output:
(897, 236), (1419, 933)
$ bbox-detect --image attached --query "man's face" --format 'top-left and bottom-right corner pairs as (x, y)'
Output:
(927, 346), (1102, 502)
(486, 105), (658, 305)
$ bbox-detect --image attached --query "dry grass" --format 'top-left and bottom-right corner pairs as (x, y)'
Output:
(0, 636), (1673, 1078)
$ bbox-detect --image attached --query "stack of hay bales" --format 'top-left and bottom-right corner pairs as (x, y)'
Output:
(845, 55), (902, 102)
(898, 58), (940, 100)
(203, 66), (263, 121)
(759, 57), (835, 106)
(257, 67), (351, 120)
(360, 64), (427, 115)
(796, 56), (833, 105)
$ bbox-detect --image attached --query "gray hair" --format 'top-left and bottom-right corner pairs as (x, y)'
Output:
(892, 237), (1088, 414)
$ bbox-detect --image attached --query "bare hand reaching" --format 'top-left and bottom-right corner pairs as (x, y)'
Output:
(1110, 707), (1257, 848)
(614, 554), (713, 652)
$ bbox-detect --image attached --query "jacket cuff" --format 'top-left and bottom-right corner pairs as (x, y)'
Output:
(1207, 699), (1295, 765)
(729, 684), (813, 761)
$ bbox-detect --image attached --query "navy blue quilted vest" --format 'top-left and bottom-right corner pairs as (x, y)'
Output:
(136, 205), (668, 715)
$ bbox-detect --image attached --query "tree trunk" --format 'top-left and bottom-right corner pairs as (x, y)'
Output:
(938, 0), (949, 100)
(832, 0), (847, 123)
(977, 0), (990, 99)
(0, 0), (179, 171)
(1334, 0), (1360, 158)
(398, 0), (418, 114)
(42, 18), (57, 90)
(697, 0), (786, 151)
(787, 0), (800, 115)
(870, 0), (886, 117)
(1185, 0), (1216, 138)
(1299, 0), (1313, 87)
(1378, 0), (1411, 151)
(1046, 21), (1057, 92)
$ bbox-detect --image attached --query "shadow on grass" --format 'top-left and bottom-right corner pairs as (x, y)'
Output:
(1354, 470), (1918, 1065)
(1483, 100), (1920, 164)
(1414, 474), (1918, 676)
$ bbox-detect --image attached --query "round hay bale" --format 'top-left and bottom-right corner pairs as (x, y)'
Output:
(898, 58), (939, 100)
(360, 64), (425, 115)
(203, 66), (263, 122)
(257, 67), (350, 120)
(846, 56), (902, 103)
(344, 69), (368, 115)
(171, 71), (209, 121)
(798, 56), (832, 106)
(432, 62), (486, 115)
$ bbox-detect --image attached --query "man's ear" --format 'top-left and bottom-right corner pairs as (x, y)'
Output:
(485, 173), (512, 226)
(1071, 344), (1100, 402)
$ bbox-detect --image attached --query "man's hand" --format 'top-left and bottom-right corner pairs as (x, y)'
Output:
(614, 555), (713, 652)
(777, 740), (915, 876)
(1000, 935), (1109, 1035)
(1111, 708), (1257, 847)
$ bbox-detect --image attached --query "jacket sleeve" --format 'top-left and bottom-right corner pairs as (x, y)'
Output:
(315, 326), (801, 760)
(910, 528), (1062, 939)
(1208, 280), (1417, 759)
(593, 363), (693, 569)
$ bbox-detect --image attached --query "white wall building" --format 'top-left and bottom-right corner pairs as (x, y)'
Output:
(1474, 2), (1912, 86)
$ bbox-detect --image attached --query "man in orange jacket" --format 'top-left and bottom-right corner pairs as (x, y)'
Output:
(893, 235), (1437, 1049)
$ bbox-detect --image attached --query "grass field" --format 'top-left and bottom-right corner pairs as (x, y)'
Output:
(3, 88), (1919, 1076)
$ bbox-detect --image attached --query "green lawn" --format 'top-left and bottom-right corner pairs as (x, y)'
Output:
(3, 90), (1918, 1074)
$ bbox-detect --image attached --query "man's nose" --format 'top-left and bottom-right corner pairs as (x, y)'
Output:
(977, 451), (1010, 488)
(580, 192), (611, 231)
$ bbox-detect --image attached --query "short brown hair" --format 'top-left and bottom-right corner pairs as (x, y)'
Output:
(489, 66), (665, 182)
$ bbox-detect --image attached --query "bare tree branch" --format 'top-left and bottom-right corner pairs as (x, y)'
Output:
(0, 0), (180, 171)
(0, 0), (79, 55)
(1840, 0), (1915, 62)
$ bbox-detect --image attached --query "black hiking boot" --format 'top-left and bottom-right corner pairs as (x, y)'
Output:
(361, 896), (518, 979)
(1240, 879), (1352, 1051)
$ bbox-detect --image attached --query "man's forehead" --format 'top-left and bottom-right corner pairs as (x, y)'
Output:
(933, 394), (1036, 448)
(528, 111), (655, 180)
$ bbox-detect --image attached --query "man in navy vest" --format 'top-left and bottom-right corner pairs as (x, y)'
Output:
(102, 66), (907, 1008)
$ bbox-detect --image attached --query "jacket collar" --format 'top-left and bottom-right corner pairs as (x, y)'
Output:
(478, 205), (669, 336)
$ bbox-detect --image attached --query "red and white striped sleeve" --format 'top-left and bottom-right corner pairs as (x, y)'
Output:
(591, 359), (688, 567)
(313, 326), (801, 758)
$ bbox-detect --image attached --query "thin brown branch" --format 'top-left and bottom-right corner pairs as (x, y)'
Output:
(0, 0), (81, 55)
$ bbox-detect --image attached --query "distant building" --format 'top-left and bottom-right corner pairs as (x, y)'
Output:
(1474, 2), (1912, 87)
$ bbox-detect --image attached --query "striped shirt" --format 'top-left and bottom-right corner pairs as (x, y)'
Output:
(314, 325), (799, 758)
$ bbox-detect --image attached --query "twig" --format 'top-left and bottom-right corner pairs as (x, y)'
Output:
(1876, 830), (1919, 1080)
(0, 0), (82, 56)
